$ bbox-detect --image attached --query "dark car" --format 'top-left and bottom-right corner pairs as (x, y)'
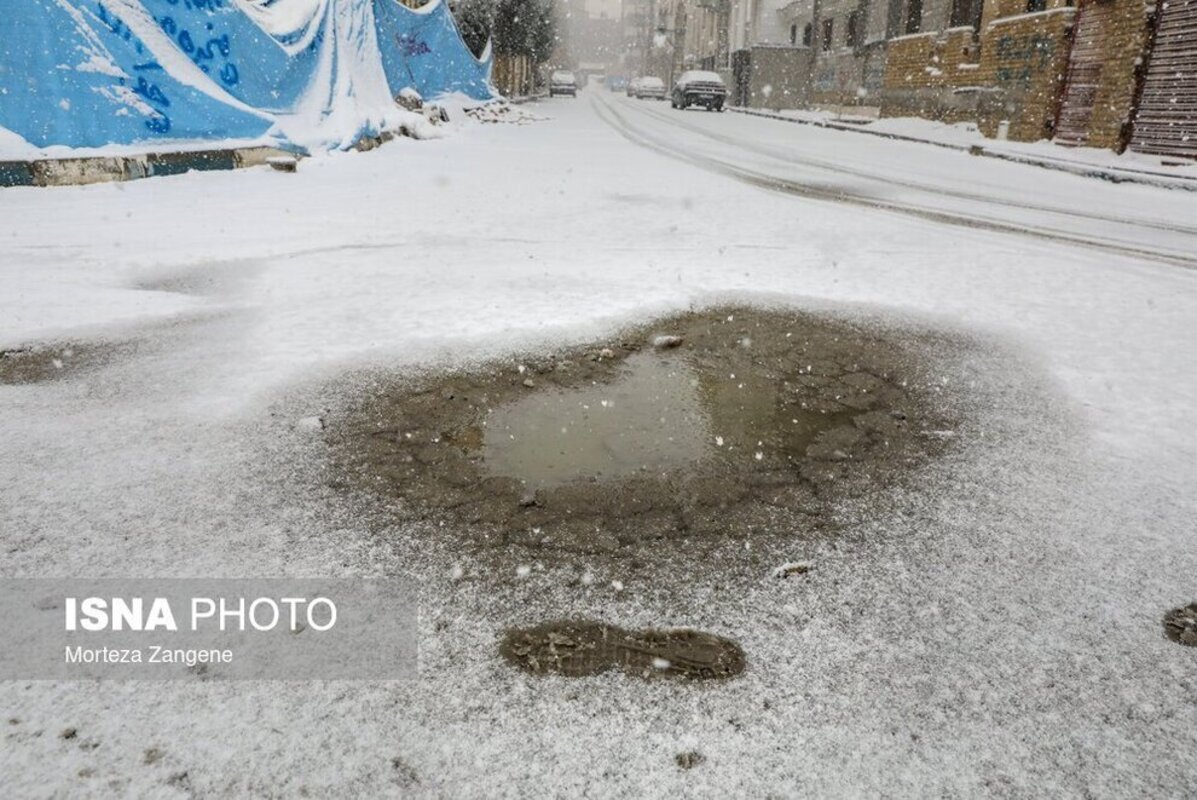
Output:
(549, 71), (577, 98)
(671, 70), (727, 111)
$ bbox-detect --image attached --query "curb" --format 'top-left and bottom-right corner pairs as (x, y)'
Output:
(0, 146), (300, 189)
(506, 92), (550, 105)
(729, 107), (1197, 192)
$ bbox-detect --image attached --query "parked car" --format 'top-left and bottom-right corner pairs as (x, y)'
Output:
(671, 70), (727, 111)
(634, 76), (666, 100)
(549, 71), (577, 98)
(626, 77), (642, 98)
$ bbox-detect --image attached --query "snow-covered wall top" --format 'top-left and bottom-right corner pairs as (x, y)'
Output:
(0, 0), (495, 153)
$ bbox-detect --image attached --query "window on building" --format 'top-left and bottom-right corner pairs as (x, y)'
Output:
(821, 18), (834, 50)
(790, 23), (798, 44)
(905, 0), (923, 34)
(846, 11), (861, 46)
(949, 0), (984, 28)
(803, 23), (813, 46)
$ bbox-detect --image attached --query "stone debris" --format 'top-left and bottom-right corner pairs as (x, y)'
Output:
(651, 334), (684, 349)
(773, 561), (811, 578)
(395, 87), (423, 111)
(266, 156), (298, 173)
(462, 100), (546, 125)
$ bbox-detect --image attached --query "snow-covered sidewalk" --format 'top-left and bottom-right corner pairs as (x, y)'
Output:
(1, 95), (1194, 796)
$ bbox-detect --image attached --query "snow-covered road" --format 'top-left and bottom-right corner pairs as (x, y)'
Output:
(1, 94), (1194, 796)
(596, 93), (1197, 268)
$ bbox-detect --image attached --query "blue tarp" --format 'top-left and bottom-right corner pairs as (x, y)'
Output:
(375, 0), (493, 102)
(133, 0), (307, 112)
(0, 0), (275, 149)
(0, 0), (495, 152)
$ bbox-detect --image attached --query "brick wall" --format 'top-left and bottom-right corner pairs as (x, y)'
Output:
(973, 8), (1076, 140)
(881, 28), (985, 121)
(884, 27), (981, 90)
(880, 0), (1081, 142)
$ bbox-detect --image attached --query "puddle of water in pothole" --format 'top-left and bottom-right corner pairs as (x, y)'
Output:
(483, 352), (710, 489)
(499, 620), (745, 680)
(329, 307), (959, 575)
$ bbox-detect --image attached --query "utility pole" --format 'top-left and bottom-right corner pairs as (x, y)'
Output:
(671, 1), (687, 86)
(643, 0), (655, 75)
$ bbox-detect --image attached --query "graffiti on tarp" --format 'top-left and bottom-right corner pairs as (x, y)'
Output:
(95, 3), (173, 133)
(156, 16), (239, 87)
(995, 34), (1055, 85)
(148, 0), (227, 11)
(395, 33), (431, 58)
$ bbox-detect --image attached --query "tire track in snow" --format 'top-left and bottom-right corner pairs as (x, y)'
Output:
(593, 94), (1197, 271)
(619, 97), (1197, 239)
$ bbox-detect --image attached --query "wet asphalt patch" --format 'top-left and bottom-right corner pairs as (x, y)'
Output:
(0, 342), (124, 385)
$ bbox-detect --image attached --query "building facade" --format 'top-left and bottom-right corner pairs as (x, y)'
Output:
(709, 0), (1195, 155)
(881, 0), (1195, 151)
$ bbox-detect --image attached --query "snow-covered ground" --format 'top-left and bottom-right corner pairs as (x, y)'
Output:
(1, 92), (1195, 796)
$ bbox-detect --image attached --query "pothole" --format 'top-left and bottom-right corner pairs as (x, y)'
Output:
(1163, 603), (1197, 646)
(329, 306), (962, 581)
(499, 620), (745, 680)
